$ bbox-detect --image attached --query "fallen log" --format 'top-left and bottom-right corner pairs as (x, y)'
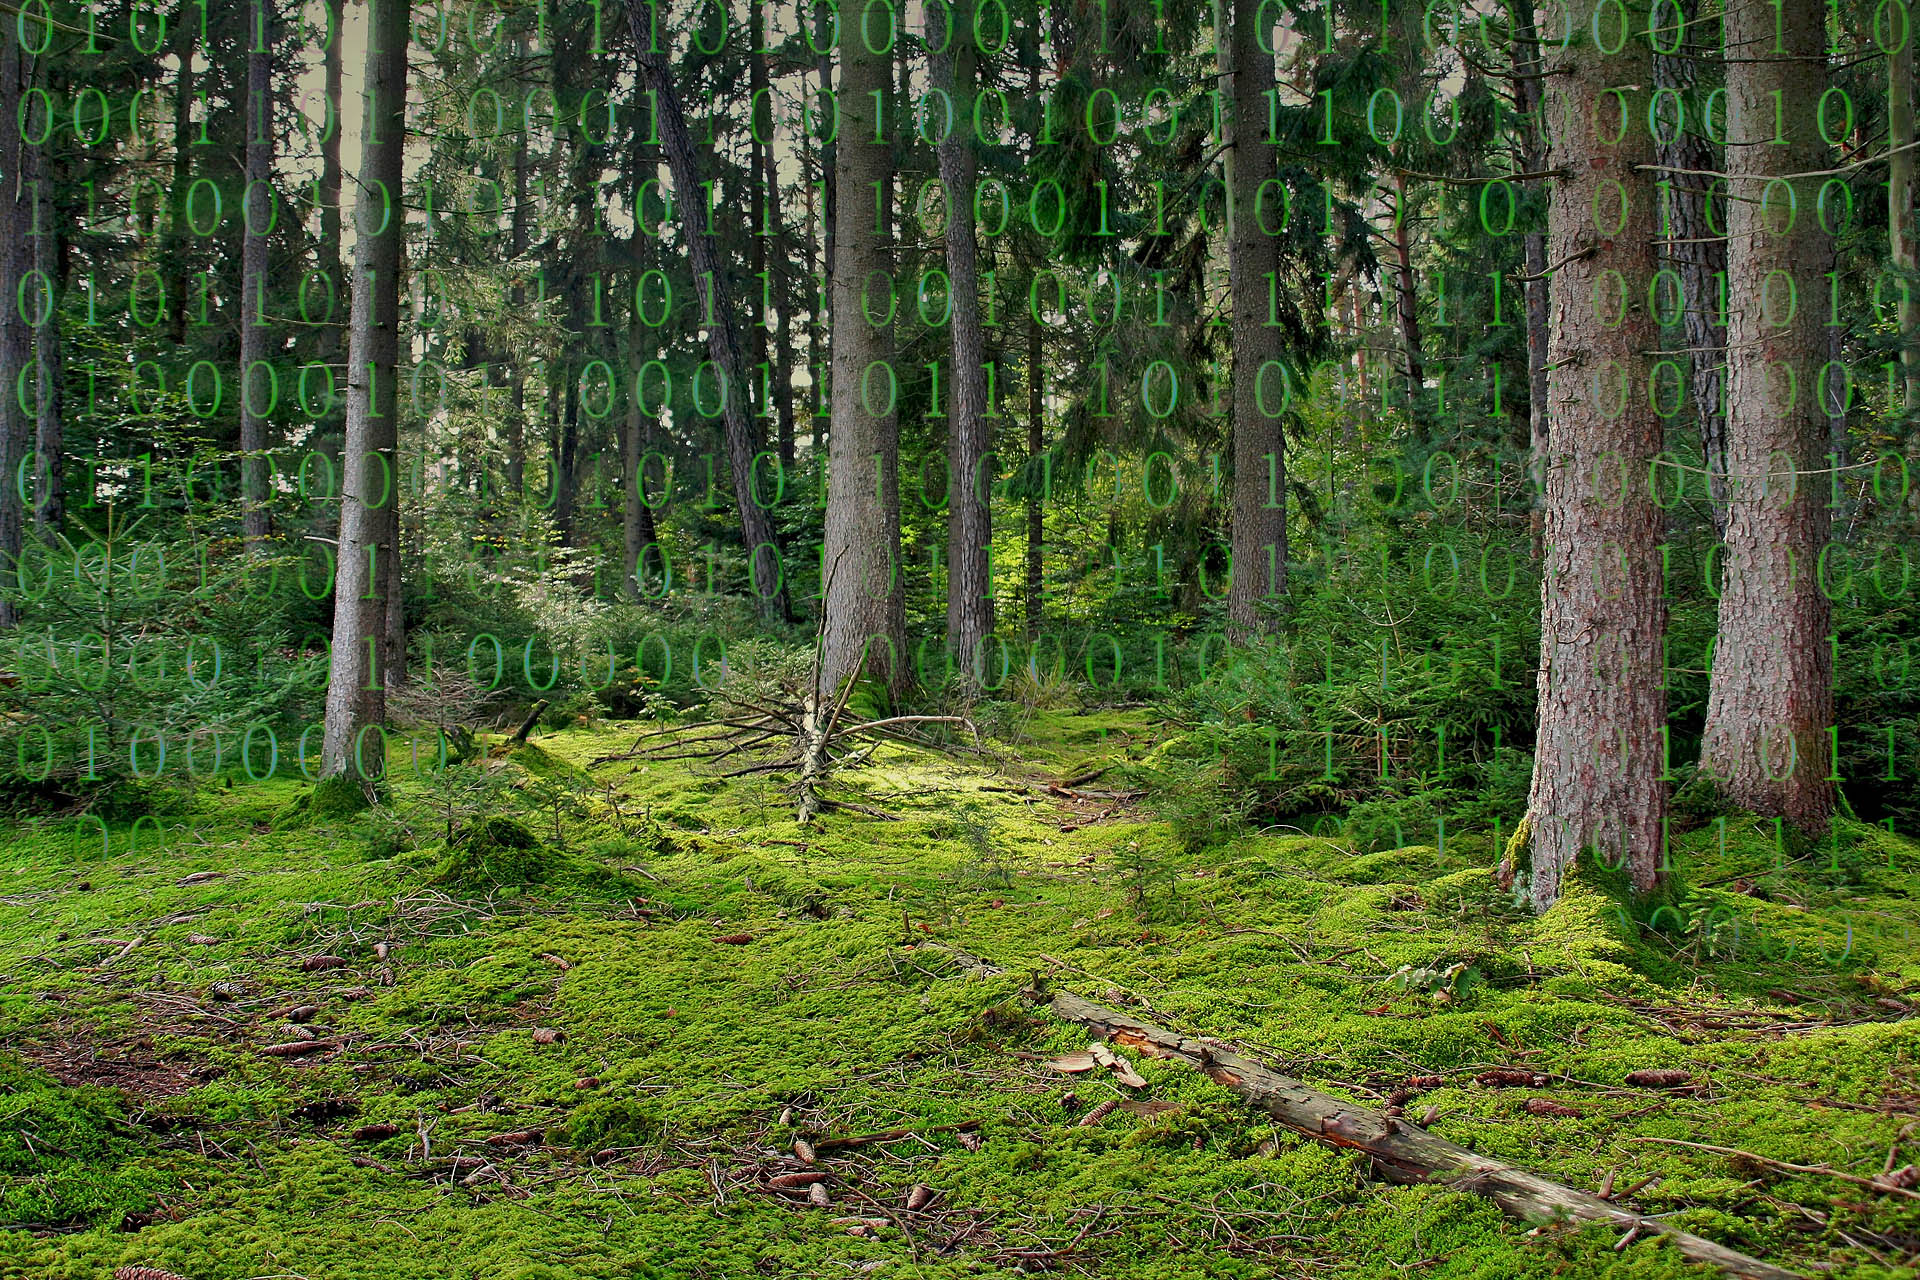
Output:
(1028, 983), (1800, 1280)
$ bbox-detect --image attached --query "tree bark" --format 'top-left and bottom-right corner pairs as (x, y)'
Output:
(321, 0), (409, 779)
(165, 19), (193, 345)
(629, 5), (790, 626)
(929, 0), (994, 689)
(1698, 0), (1834, 831)
(240, 0), (274, 550)
(1223, 0), (1287, 640)
(319, 5), (344, 365)
(1524, 0), (1667, 908)
(0, 36), (28, 628)
(1512, 2), (1549, 556)
(29, 133), (62, 533)
(817, 1), (908, 699)
(1893, 25), (1920, 442)
(1025, 308), (1044, 642)
(507, 34), (531, 496)
(1653, 0), (1728, 535)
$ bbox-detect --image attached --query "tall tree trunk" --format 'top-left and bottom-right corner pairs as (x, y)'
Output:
(1524, 0), (1667, 909)
(814, 17), (836, 467)
(1653, 0), (1728, 535)
(165, 20), (194, 345)
(321, 0), (409, 779)
(319, 4), (343, 364)
(1698, 0), (1834, 830)
(767, 108), (796, 473)
(0, 37), (28, 628)
(1026, 310), (1044, 641)
(621, 323), (657, 603)
(30, 138), (62, 533)
(507, 34), (531, 496)
(1389, 173), (1426, 427)
(1223, 0), (1287, 640)
(1893, 26), (1920, 437)
(240, 0), (274, 550)
(929, 0), (993, 687)
(818, 0), (907, 698)
(629, 4), (790, 626)
(1512, 2), (1549, 555)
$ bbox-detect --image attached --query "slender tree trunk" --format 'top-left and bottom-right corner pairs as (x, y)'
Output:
(1026, 311), (1043, 641)
(929, 0), (993, 686)
(30, 138), (62, 533)
(556, 373), (579, 545)
(319, 7), (343, 364)
(1512, 3), (1549, 555)
(1698, 0), (1834, 830)
(0, 37), (28, 628)
(1893, 27), (1920, 435)
(621, 323), (656, 603)
(507, 35), (531, 496)
(1524, 0), (1667, 908)
(767, 111), (796, 473)
(321, 0), (408, 779)
(814, 18), (837, 468)
(818, 0), (907, 698)
(1224, 0), (1287, 639)
(1389, 173), (1426, 427)
(165, 20), (193, 345)
(629, 4), (790, 626)
(1653, 0), (1728, 535)
(239, 0), (274, 550)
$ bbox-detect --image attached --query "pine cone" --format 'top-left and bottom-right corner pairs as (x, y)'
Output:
(114, 1267), (192, 1280)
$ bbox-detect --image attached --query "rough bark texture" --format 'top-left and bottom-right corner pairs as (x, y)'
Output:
(1652, 0), (1728, 535)
(319, 7), (343, 364)
(930, 0), (994, 687)
(320, 0), (408, 778)
(1513, 2), (1550, 555)
(1025, 309), (1044, 641)
(165, 20), (193, 345)
(1028, 985), (1802, 1280)
(506, 34), (530, 496)
(1698, 0), (1834, 830)
(818, 4), (908, 699)
(1223, 0), (1287, 640)
(30, 134), (62, 533)
(1894, 33), (1920, 441)
(0, 37), (30, 628)
(1525, 0), (1667, 907)
(239, 0), (274, 549)
(629, 8), (790, 626)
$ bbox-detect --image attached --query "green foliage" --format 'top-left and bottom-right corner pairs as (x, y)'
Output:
(0, 1055), (158, 1230)
(558, 1095), (661, 1152)
(437, 814), (549, 889)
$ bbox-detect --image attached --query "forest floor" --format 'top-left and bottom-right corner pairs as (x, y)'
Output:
(2, 709), (1920, 1279)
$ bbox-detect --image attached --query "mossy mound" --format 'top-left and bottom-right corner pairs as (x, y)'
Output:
(437, 814), (552, 888)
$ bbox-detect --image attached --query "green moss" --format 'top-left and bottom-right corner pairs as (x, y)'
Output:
(0, 1055), (160, 1229)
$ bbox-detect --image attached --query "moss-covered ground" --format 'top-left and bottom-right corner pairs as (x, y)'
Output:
(2, 710), (1918, 1278)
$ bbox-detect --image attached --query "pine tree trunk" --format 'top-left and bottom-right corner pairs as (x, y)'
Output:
(1525, 0), (1667, 908)
(507, 37), (530, 496)
(321, 0), (408, 779)
(319, 12), (343, 365)
(165, 20), (193, 345)
(818, 3), (908, 699)
(930, 0), (993, 688)
(239, 0), (274, 550)
(30, 138), (62, 533)
(1653, 0), (1728, 535)
(629, 6), (790, 626)
(0, 37), (27, 628)
(1698, 0), (1834, 831)
(1223, 0), (1287, 640)
(1893, 30), (1920, 433)
(1026, 309), (1044, 642)
(1513, 3), (1549, 556)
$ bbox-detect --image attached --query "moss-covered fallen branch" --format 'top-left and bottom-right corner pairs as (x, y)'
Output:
(935, 945), (1802, 1280)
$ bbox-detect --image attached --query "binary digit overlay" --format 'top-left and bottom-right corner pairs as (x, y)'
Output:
(0, 1), (1917, 1274)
